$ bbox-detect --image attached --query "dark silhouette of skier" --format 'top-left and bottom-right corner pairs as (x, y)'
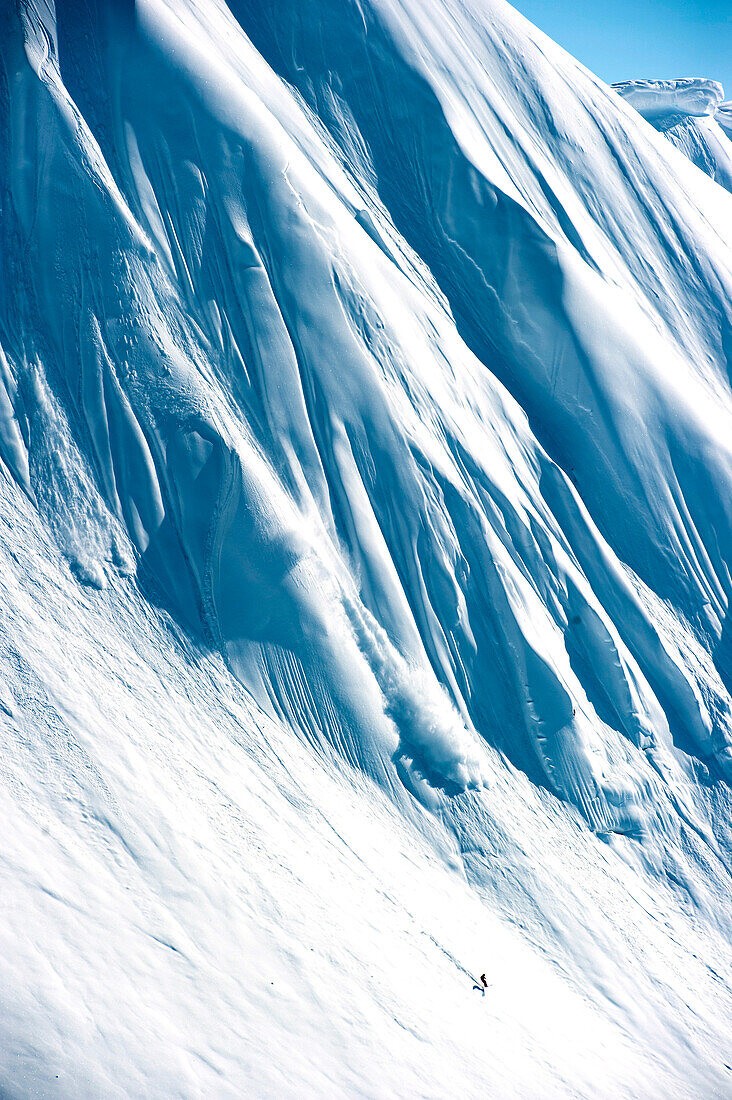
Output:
(473, 972), (488, 994)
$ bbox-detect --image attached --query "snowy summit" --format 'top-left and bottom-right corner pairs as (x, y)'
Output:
(614, 76), (732, 190)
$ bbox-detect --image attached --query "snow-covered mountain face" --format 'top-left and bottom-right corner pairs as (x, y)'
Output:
(2, 1), (731, 1096)
(614, 78), (732, 191)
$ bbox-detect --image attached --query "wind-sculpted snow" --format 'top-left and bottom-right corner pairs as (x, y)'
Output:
(719, 103), (732, 138)
(614, 78), (732, 190)
(613, 78), (724, 121)
(1, 0), (732, 1095)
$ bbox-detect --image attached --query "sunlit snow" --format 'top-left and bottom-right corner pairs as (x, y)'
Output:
(614, 77), (732, 191)
(1, 0), (731, 1096)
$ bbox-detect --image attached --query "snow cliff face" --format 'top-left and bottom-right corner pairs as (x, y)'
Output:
(614, 77), (732, 191)
(718, 102), (732, 139)
(613, 77), (724, 122)
(1, 1), (732, 1096)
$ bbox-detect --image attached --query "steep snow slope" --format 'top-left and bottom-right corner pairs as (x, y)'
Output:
(614, 78), (732, 191)
(1, 0), (731, 1096)
(719, 103), (732, 139)
(7, 474), (730, 1098)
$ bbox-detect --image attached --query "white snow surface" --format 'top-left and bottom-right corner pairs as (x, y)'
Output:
(1, 0), (732, 1096)
(718, 103), (732, 139)
(613, 77), (724, 121)
(613, 78), (732, 191)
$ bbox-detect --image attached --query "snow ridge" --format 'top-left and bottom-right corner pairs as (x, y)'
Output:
(614, 77), (732, 190)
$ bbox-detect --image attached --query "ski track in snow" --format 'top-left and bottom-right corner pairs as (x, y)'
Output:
(1, 0), (731, 1096)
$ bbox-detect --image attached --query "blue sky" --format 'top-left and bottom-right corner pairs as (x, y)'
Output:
(514, 0), (731, 96)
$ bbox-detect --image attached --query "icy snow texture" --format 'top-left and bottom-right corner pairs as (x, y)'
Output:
(718, 102), (732, 138)
(613, 78), (724, 122)
(1, 0), (731, 1096)
(614, 78), (732, 191)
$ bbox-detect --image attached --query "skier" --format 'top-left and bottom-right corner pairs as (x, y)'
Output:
(473, 972), (488, 994)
